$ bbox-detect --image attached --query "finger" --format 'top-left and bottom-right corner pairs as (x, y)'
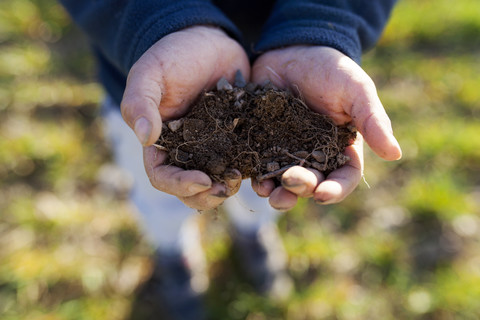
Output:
(268, 187), (298, 211)
(180, 182), (229, 211)
(224, 169), (243, 196)
(281, 166), (324, 197)
(252, 179), (276, 197)
(143, 146), (212, 197)
(121, 58), (163, 146)
(181, 170), (242, 210)
(314, 136), (364, 204)
(349, 89), (402, 161)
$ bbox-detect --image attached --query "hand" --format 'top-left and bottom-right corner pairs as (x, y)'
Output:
(121, 26), (250, 210)
(251, 46), (402, 210)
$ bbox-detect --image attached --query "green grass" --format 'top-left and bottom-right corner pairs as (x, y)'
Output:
(1, 0), (480, 319)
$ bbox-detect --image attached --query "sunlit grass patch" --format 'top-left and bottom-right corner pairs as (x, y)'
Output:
(0, 114), (106, 191)
(1, 0), (480, 319)
(402, 172), (476, 221)
(0, 44), (51, 78)
(432, 266), (480, 317)
(0, 192), (150, 319)
(8, 80), (102, 111)
(381, 0), (480, 50)
(0, 0), (69, 42)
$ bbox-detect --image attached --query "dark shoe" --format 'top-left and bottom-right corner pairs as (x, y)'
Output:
(231, 224), (293, 300)
(129, 251), (207, 320)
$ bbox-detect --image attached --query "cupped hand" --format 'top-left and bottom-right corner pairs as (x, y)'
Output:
(251, 46), (402, 210)
(121, 26), (250, 210)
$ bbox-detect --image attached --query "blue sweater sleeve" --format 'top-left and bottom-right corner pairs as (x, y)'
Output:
(255, 0), (397, 63)
(60, 0), (241, 75)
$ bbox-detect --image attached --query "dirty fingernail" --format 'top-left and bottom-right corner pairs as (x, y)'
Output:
(225, 168), (242, 180)
(134, 117), (152, 146)
(315, 198), (332, 205)
(210, 184), (229, 198)
(291, 185), (307, 195)
(211, 190), (228, 198)
(282, 180), (306, 194)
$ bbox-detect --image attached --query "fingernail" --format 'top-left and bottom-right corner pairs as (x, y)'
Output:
(389, 135), (403, 160)
(289, 185), (307, 195)
(282, 180), (306, 193)
(315, 199), (332, 205)
(224, 169), (242, 180)
(211, 190), (228, 198)
(210, 184), (229, 198)
(188, 182), (211, 194)
(134, 117), (152, 146)
(395, 139), (403, 159)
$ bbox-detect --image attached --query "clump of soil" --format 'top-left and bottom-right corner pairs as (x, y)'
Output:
(156, 75), (356, 182)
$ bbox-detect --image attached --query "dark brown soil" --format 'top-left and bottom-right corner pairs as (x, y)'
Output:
(156, 77), (356, 182)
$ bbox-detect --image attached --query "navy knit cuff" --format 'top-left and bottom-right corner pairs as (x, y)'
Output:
(254, 0), (396, 64)
(119, 1), (242, 72)
(255, 23), (362, 63)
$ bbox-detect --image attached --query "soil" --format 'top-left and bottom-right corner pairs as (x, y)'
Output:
(156, 76), (357, 182)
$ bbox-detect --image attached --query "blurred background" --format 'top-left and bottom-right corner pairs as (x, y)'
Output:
(1, 0), (479, 319)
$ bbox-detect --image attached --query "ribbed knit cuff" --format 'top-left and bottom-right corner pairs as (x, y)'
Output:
(119, 1), (242, 71)
(255, 2), (370, 64)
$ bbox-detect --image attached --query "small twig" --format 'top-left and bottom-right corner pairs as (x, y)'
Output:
(256, 165), (294, 182)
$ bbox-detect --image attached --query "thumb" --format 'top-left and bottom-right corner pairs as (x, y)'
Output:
(121, 61), (163, 146)
(350, 91), (402, 161)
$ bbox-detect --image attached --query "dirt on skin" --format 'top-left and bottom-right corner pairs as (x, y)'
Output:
(156, 75), (357, 183)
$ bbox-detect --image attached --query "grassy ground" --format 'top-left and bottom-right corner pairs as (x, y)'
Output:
(1, 0), (480, 319)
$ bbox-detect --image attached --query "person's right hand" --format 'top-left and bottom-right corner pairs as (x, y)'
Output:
(120, 26), (250, 210)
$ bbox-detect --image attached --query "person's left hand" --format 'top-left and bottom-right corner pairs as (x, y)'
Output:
(251, 45), (402, 210)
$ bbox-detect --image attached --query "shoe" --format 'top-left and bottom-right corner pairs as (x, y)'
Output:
(129, 251), (207, 320)
(129, 217), (209, 320)
(231, 224), (293, 300)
